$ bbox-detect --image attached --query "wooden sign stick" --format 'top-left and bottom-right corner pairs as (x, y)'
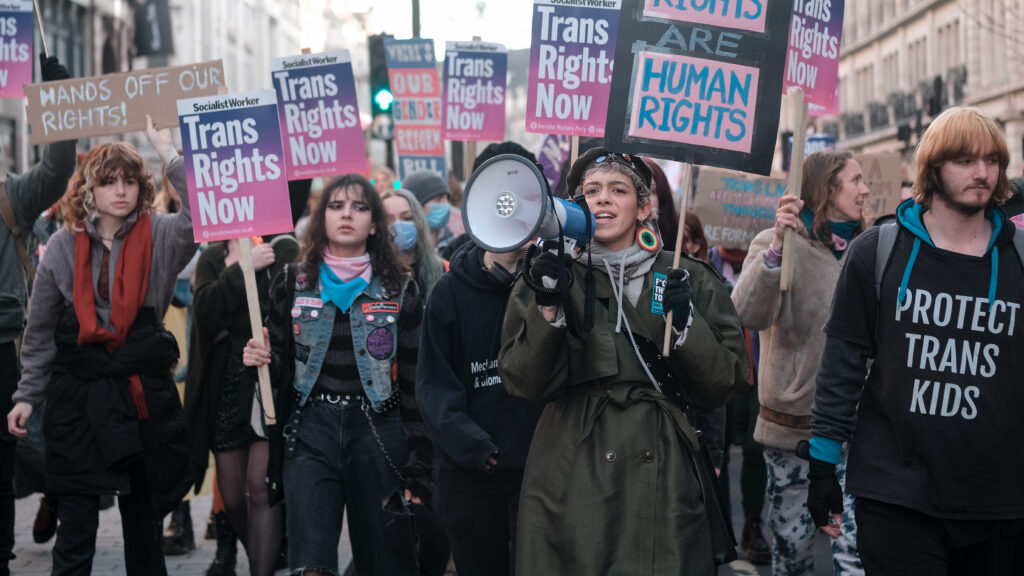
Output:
(465, 141), (476, 183)
(663, 161), (693, 356)
(570, 136), (580, 165)
(239, 237), (277, 426)
(780, 87), (808, 292)
(32, 0), (48, 56)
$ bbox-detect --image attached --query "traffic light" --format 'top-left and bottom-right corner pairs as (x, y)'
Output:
(369, 34), (394, 121)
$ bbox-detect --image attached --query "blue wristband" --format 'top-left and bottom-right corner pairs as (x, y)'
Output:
(809, 436), (842, 465)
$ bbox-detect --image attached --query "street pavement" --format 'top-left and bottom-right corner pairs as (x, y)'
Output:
(11, 445), (831, 575)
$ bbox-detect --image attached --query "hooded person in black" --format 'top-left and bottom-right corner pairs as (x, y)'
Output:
(416, 143), (545, 576)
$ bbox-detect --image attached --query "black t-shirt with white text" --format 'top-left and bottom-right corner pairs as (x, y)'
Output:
(825, 224), (1024, 519)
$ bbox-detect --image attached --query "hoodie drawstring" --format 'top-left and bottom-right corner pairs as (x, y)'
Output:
(988, 248), (999, 309)
(897, 237), (921, 305)
(603, 257), (627, 334)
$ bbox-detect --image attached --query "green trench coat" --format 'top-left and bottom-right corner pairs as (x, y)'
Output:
(499, 250), (748, 576)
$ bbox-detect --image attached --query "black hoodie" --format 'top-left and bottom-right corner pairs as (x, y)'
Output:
(416, 243), (543, 472)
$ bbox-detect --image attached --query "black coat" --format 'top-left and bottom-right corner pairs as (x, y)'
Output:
(45, 305), (191, 517)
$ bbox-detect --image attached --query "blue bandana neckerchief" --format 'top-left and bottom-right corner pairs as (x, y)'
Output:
(319, 261), (368, 313)
(799, 209), (858, 260)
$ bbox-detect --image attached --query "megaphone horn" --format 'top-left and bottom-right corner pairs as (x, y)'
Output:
(462, 154), (595, 253)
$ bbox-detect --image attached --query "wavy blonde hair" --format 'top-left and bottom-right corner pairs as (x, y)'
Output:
(62, 142), (156, 230)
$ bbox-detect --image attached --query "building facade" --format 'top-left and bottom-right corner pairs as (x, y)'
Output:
(828, 0), (1024, 179)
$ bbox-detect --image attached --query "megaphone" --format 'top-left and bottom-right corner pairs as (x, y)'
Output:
(462, 154), (595, 253)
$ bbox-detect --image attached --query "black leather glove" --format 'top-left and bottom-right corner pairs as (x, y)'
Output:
(39, 53), (69, 82)
(798, 440), (844, 529)
(662, 268), (691, 328)
(523, 244), (572, 307)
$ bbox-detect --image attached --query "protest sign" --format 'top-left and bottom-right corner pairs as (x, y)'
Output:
(692, 166), (787, 250)
(385, 38), (446, 180)
(0, 1), (31, 99)
(604, 0), (791, 176)
(25, 60), (225, 144)
(177, 90), (292, 243)
(536, 133), (571, 192)
(525, 0), (620, 138)
(854, 153), (902, 218)
(443, 41), (506, 142)
(783, 0), (844, 116)
(271, 49), (366, 179)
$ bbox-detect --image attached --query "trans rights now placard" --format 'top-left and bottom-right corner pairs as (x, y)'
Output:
(178, 90), (293, 242)
(442, 41), (506, 142)
(783, 0), (844, 116)
(0, 1), (31, 98)
(526, 0), (620, 137)
(271, 49), (366, 179)
(605, 0), (790, 176)
(385, 38), (446, 181)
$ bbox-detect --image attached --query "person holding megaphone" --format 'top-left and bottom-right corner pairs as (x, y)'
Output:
(498, 148), (749, 576)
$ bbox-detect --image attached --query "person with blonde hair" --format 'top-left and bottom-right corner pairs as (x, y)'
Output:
(7, 117), (193, 575)
(809, 106), (1024, 574)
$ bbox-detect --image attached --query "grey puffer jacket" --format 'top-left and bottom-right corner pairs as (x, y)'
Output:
(0, 140), (77, 344)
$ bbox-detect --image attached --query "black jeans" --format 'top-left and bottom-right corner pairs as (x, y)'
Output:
(856, 498), (1024, 576)
(436, 467), (523, 576)
(718, 382), (766, 520)
(51, 461), (165, 576)
(0, 342), (18, 573)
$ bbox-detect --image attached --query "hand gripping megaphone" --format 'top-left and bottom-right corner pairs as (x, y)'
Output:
(462, 154), (595, 253)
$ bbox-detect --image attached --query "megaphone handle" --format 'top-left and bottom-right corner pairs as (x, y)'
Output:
(663, 162), (693, 356)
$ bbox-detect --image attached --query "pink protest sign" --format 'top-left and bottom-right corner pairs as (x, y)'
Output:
(526, 0), (620, 138)
(178, 90), (293, 242)
(0, 1), (33, 98)
(628, 51), (759, 153)
(643, 0), (767, 33)
(443, 41), (507, 142)
(783, 0), (844, 115)
(271, 49), (367, 179)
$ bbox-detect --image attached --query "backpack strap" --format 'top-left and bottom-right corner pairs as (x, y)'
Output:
(874, 221), (899, 302)
(0, 173), (35, 282)
(1012, 226), (1024, 273)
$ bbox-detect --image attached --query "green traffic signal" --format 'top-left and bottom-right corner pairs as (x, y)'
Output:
(374, 89), (394, 112)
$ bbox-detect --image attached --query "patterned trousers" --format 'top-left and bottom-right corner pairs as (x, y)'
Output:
(764, 447), (863, 576)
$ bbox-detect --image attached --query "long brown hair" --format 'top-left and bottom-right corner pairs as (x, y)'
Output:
(62, 142), (156, 231)
(297, 174), (409, 295)
(913, 106), (1011, 210)
(801, 150), (862, 244)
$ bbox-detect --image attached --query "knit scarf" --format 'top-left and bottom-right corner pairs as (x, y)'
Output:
(320, 251), (372, 313)
(799, 209), (859, 260)
(73, 214), (153, 420)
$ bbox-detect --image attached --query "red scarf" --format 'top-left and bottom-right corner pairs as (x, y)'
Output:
(73, 214), (153, 420)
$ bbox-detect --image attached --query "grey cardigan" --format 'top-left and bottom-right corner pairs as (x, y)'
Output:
(13, 156), (195, 407)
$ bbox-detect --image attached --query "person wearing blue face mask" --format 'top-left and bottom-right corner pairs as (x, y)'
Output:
(383, 189), (447, 299)
(403, 171), (455, 254)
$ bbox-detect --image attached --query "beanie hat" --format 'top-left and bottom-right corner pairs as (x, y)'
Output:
(403, 171), (450, 206)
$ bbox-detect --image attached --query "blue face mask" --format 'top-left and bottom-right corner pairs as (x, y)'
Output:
(390, 220), (418, 253)
(425, 203), (451, 230)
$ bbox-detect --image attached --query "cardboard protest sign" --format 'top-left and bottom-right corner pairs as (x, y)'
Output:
(0, 1), (32, 99)
(385, 38), (446, 181)
(271, 49), (366, 179)
(443, 41), (507, 142)
(178, 90), (292, 242)
(783, 0), (844, 116)
(25, 60), (225, 145)
(692, 166), (787, 250)
(526, 0), (620, 137)
(854, 153), (902, 219)
(604, 0), (791, 176)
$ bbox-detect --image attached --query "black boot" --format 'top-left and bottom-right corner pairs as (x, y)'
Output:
(163, 500), (196, 555)
(205, 512), (237, 576)
(204, 511), (216, 540)
(740, 511), (771, 565)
